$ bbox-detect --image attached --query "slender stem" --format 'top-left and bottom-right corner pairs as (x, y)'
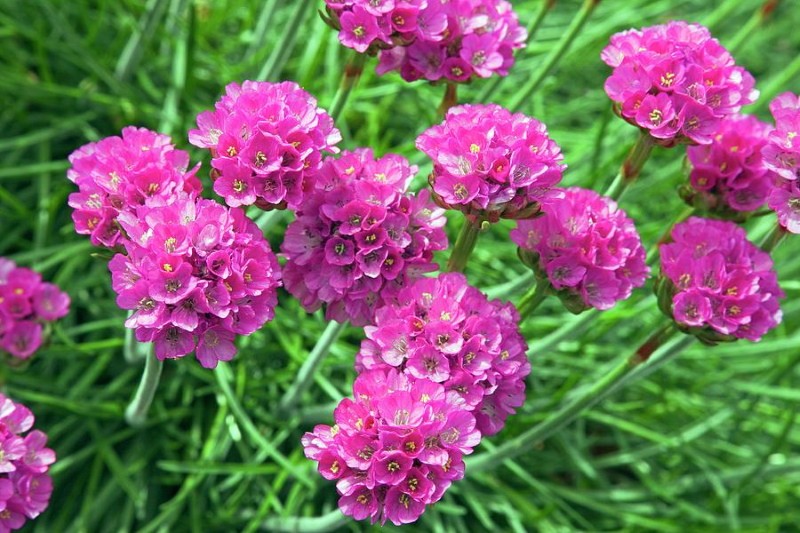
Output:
(603, 132), (656, 201)
(279, 320), (348, 415)
(125, 346), (163, 427)
(507, 0), (599, 112)
(727, 0), (779, 54)
(760, 224), (787, 253)
(529, 308), (600, 355)
(469, 325), (689, 472)
(259, 509), (346, 533)
(645, 205), (695, 266)
(328, 52), (368, 122)
(437, 83), (458, 117)
(257, 0), (314, 80)
(446, 217), (482, 273)
(517, 280), (549, 320)
(123, 318), (148, 363)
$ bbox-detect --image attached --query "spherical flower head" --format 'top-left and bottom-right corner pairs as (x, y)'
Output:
(0, 260), (70, 361)
(764, 92), (800, 233)
(0, 394), (55, 527)
(188, 81), (341, 211)
(67, 127), (202, 248)
(355, 272), (529, 436)
(323, 1), (427, 54)
(376, 0), (527, 83)
(416, 104), (565, 222)
(511, 188), (649, 313)
(281, 148), (448, 327)
(302, 369), (481, 526)
(684, 115), (777, 217)
(602, 21), (758, 147)
(109, 196), (282, 368)
(657, 217), (783, 343)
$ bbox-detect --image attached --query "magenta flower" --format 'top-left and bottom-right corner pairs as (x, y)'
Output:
(189, 81), (341, 211)
(302, 369), (480, 526)
(657, 217), (783, 342)
(0, 394), (55, 528)
(324, 0), (425, 55)
(512, 187), (649, 312)
(109, 196), (281, 368)
(356, 272), (529, 436)
(417, 104), (565, 221)
(67, 127), (201, 248)
(281, 148), (448, 326)
(763, 92), (800, 233)
(602, 21), (758, 146)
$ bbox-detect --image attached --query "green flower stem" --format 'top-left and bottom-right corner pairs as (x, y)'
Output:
(603, 131), (656, 201)
(507, 0), (599, 112)
(437, 82), (458, 117)
(516, 280), (549, 320)
(446, 217), (483, 273)
(259, 509), (346, 533)
(328, 52), (368, 122)
(123, 315), (150, 363)
(124, 346), (163, 427)
(727, 0), (779, 54)
(257, 0), (314, 80)
(530, 308), (600, 354)
(279, 320), (348, 415)
(469, 325), (690, 473)
(760, 224), (788, 253)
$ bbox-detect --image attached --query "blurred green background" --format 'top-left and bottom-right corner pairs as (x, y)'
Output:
(1, 0), (800, 531)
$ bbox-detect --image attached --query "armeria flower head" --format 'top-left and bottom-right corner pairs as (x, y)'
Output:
(67, 127), (201, 248)
(302, 369), (480, 526)
(683, 115), (777, 218)
(356, 272), (529, 436)
(511, 188), (649, 313)
(376, 0), (527, 83)
(0, 394), (56, 530)
(763, 92), (800, 233)
(108, 196), (281, 368)
(281, 148), (448, 327)
(189, 81), (341, 211)
(602, 21), (758, 146)
(416, 104), (565, 222)
(0, 260), (70, 360)
(657, 217), (783, 343)
(323, 1), (429, 54)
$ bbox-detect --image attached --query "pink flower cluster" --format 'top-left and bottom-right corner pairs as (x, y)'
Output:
(108, 197), (281, 367)
(189, 81), (342, 211)
(0, 260), (69, 360)
(324, 0), (431, 54)
(376, 1), (527, 83)
(0, 394), (55, 531)
(764, 92), (800, 233)
(281, 149), (447, 326)
(658, 217), (783, 342)
(685, 115), (777, 215)
(356, 273), (529, 435)
(67, 127), (201, 248)
(416, 104), (565, 221)
(602, 21), (758, 146)
(511, 188), (648, 312)
(302, 369), (480, 525)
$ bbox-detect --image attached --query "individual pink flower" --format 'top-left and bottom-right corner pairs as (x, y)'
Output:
(302, 369), (480, 526)
(188, 81), (341, 211)
(657, 217), (783, 343)
(602, 21), (758, 146)
(323, 1), (426, 55)
(512, 188), (649, 312)
(67, 127), (201, 248)
(764, 92), (800, 233)
(356, 273), (529, 436)
(109, 196), (281, 368)
(281, 148), (448, 326)
(416, 104), (565, 222)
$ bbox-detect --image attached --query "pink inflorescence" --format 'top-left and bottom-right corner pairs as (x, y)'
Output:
(281, 149), (448, 327)
(416, 104), (565, 221)
(376, 0), (527, 83)
(356, 272), (529, 436)
(302, 369), (481, 526)
(0, 394), (56, 531)
(108, 196), (281, 368)
(764, 92), (800, 233)
(67, 127), (201, 248)
(189, 81), (341, 211)
(602, 21), (758, 146)
(511, 188), (649, 312)
(684, 115), (777, 216)
(0, 259), (70, 360)
(657, 217), (783, 343)
(323, 0), (430, 54)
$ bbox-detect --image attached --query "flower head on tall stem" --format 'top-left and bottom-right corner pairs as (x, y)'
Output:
(764, 92), (800, 233)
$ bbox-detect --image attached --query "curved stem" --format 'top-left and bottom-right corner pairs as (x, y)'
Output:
(446, 217), (482, 273)
(123, 315), (148, 363)
(759, 224), (787, 253)
(125, 346), (163, 427)
(279, 320), (348, 415)
(328, 52), (368, 122)
(259, 509), (346, 533)
(603, 131), (656, 201)
(517, 280), (549, 320)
